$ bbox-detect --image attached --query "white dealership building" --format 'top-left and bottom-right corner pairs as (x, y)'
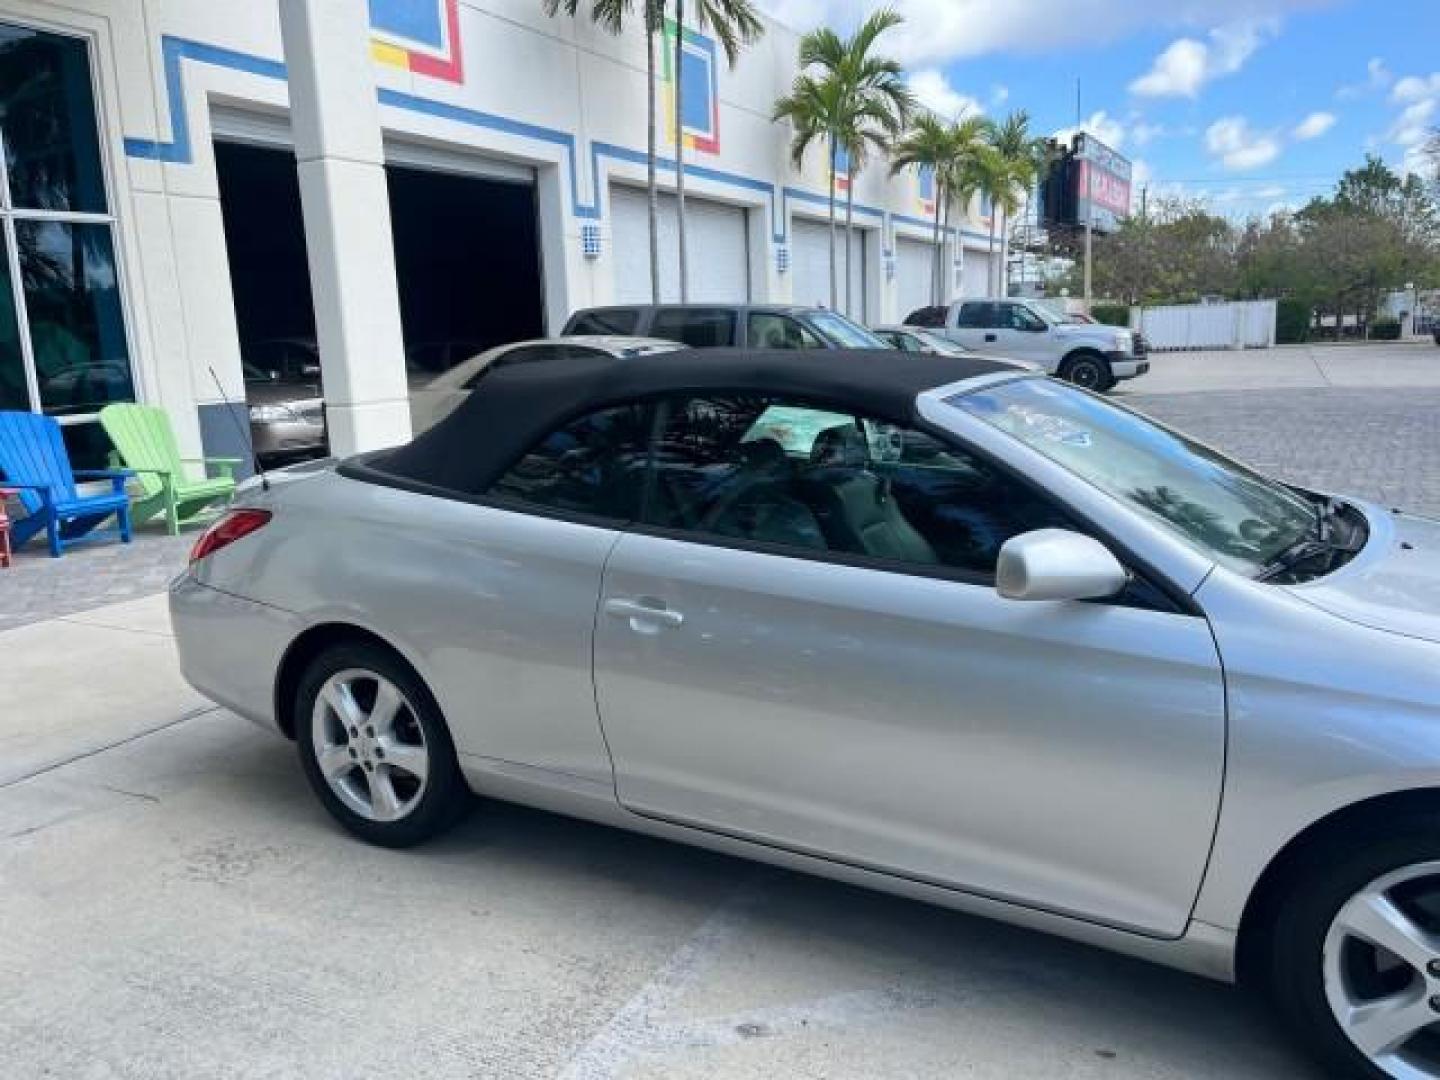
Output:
(0, 0), (996, 468)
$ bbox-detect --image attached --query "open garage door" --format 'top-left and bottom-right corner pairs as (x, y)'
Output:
(790, 218), (868, 321)
(216, 140), (545, 379)
(611, 186), (749, 304)
(896, 236), (940, 319)
(216, 137), (547, 462)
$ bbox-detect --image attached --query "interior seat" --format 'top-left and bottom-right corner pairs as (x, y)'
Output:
(801, 425), (937, 564)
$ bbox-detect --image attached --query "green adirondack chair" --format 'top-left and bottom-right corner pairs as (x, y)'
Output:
(99, 403), (241, 534)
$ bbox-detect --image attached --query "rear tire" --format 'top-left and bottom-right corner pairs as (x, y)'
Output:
(1060, 351), (1113, 392)
(1259, 815), (1440, 1079)
(295, 641), (469, 847)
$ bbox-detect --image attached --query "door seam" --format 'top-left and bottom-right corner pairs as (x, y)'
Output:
(589, 529), (627, 802)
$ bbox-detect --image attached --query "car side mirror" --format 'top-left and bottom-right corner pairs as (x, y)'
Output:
(996, 529), (1128, 602)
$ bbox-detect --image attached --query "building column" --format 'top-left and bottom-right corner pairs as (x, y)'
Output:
(279, 0), (411, 455)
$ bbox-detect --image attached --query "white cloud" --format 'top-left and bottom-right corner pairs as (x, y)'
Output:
(1337, 56), (1391, 99)
(1392, 73), (1440, 104)
(1291, 111), (1336, 140)
(1205, 116), (1281, 170)
(1389, 99), (1436, 147)
(1053, 110), (1127, 150)
(1383, 71), (1440, 158)
(1129, 18), (1276, 98)
(907, 68), (983, 119)
(989, 84), (1010, 107)
(759, 0), (1317, 67)
(1130, 121), (1167, 146)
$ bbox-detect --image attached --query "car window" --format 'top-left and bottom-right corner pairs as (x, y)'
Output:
(748, 312), (824, 350)
(643, 395), (1074, 578)
(650, 308), (738, 348)
(904, 306), (948, 329)
(802, 310), (888, 348)
(487, 403), (653, 520)
(1004, 304), (1048, 332)
(569, 309), (639, 335)
(956, 302), (995, 329)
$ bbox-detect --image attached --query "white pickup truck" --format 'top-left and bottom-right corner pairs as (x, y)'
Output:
(904, 298), (1149, 391)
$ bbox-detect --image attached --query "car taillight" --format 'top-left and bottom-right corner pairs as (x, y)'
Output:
(189, 509), (272, 564)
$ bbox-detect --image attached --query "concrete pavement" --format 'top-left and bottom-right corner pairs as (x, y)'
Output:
(1, 593), (1322, 1079)
(1122, 341), (1440, 395)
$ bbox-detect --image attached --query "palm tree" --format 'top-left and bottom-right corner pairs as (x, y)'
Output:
(972, 144), (1019, 298)
(670, 0), (763, 302)
(773, 74), (845, 309)
(891, 114), (986, 305)
(543, 0), (664, 304)
(790, 10), (913, 318)
(987, 110), (1047, 299)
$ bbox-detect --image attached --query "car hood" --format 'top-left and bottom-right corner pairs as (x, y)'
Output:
(1054, 323), (1127, 344)
(1286, 504), (1440, 645)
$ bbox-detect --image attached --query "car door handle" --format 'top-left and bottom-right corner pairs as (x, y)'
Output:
(984, 333), (997, 342)
(604, 597), (685, 630)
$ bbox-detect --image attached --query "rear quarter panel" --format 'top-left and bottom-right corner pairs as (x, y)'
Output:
(197, 472), (620, 785)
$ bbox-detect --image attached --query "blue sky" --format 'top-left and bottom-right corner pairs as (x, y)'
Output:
(761, 0), (1440, 217)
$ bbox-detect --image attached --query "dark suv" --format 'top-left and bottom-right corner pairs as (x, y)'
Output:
(563, 304), (889, 350)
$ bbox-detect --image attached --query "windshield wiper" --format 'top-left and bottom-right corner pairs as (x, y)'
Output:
(1256, 499), (1362, 582)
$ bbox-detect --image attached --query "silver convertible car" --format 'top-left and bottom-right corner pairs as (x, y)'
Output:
(173, 350), (1440, 1079)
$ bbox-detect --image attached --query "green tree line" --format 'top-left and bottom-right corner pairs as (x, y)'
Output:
(1087, 155), (1440, 335)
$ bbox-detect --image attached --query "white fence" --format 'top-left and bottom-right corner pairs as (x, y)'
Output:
(1130, 300), (1276, 351)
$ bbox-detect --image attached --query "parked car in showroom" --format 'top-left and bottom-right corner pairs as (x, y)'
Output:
(408, 336), (683, 434)
(905, 298), (1149, 390)
(564, 303), (889, 350)
(243, 360), (325, 466)
(175, 348), (1440, 1080)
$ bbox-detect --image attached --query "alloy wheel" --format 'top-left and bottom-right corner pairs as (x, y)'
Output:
(1324, 862), (1440, 1078)
(1067, 359), (1104, 390)
(310, 668), (430, 823)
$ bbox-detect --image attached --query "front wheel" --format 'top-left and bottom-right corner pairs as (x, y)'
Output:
(295, 641), (470, 847)
(1060, 352), (1113, 391)
(1261, 817), (1440, 1078)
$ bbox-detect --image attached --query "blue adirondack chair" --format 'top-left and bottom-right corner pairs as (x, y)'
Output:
(0, 411), (134, 557)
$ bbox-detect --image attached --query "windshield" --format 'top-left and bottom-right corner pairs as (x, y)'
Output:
(803, 310), (888, 349)
(953, 378), (1321, 576)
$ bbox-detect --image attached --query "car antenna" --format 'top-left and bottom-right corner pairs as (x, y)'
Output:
(208, 365), (270, 492)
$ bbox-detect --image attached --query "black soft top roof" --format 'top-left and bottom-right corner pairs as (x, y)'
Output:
(349, 348), (1012, 497)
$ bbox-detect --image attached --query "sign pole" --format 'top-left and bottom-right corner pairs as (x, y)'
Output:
(1083, 214), (1092, 313)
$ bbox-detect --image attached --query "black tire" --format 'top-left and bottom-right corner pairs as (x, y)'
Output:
(1258, 813), (1440, 1079)
(1061, 351), (1113, 392)
(295, 640), (469, 847)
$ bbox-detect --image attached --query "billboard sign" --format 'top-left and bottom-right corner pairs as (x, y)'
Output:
(1073, 132), (1132, 233)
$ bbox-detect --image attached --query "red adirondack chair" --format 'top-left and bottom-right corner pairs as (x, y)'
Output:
(0, 487), (13, 567)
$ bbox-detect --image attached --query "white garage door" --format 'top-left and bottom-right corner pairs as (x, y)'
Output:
(611, 185), (749, 304)
(961, 247), (991, 297)
(790, 218), (868, 321)
(789, 218), (868, 320)
(896, 236), (939, 319)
